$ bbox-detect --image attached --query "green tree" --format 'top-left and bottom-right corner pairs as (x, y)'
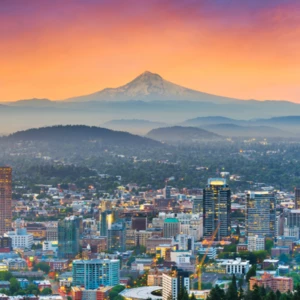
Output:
(236, 225), (241, 236)
(0, 272), (12, 281)
(279, 253), (289, 264)
(226, 275), (238, 300)
(266, 291), (277, 300)
(238, 286), (244, 300)
(207, 285), (226, 300)
(41, 288), (52, 295)
(246, 265), (257, 282)
(9, 278), (20, 295)
(178, 287), (189, 300)
(127, 256), (135, 267)
(191, 293), (197, 300)
(33, 262), (50, 273)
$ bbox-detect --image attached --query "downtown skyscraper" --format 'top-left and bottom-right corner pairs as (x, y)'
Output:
(58, 216), (82, 259)
(0, 167), (12, 235)
(246, 191), (275, 238)
(203, 178), (231, 240)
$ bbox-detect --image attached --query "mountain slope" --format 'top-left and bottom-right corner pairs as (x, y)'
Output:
(6, 125), (161, 146)
(146, 126), (222, 143)
(202, 124), (294, 138)
(102, 119), (168, 135)
(66, 71), (239, 103)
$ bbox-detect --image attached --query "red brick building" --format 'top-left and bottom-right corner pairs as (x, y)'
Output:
(249, 272), (293, 293)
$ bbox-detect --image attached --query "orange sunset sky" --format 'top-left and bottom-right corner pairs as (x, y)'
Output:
(1, 0), (300, 102)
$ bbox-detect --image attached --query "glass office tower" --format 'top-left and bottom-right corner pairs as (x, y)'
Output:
(246, 191), (275, 238)
(203, 178), (231, 240)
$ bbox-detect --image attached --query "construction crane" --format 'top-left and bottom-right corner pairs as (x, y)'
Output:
(195, 222), (220, 290)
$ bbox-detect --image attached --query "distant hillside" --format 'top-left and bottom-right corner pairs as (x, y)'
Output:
(182, 116), (242, 126)
(102, 119), (168, 135)
(202, 123), (294, 138)
(146, 126), (222, 143)
(7, 98), (55, 107)
(6, 125), (161, 146)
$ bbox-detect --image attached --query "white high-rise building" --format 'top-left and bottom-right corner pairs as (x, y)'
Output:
(162, 268), (190, 300)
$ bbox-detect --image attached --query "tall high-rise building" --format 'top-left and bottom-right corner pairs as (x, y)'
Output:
(0, 167), (12, 235)
(295, 188), (300, 209)
(193, 196), (203, 214)
(58, 216), (82, 259)
(203, 178), (231, 240)
(163, 218), (180, 238)
(246, 191), (275, 238)
(72, 259), (120, 289)
(163, 186), (172, 199)
(99, 210), (113, 236)
(107, 222), (126, 252)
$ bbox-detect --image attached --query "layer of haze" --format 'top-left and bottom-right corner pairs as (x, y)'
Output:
(1, 0), (300, 102)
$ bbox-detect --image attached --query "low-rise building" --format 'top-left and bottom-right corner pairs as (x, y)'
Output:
(72, 286), (112, 300)
(215, 258), (251, 275)
(249, 273), (293, 293)
(4, 228), (33, 249)
(146, 237), (173, 254)
(198, 247), (217, 260)
(271, 247), (290, 257)
(3, 258), (27, 271)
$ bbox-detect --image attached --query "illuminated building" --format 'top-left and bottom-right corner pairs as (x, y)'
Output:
(0, 167), (12, 235)
(146, 237), (173, 254)
(72, 259), (119, 289)
(155, 244), (177, 261)
(99, 210), (113, 236)
(193, 196), (203, 213)
(246, 191), (275, 238)
(107, 222), (126, 252)
(203, 178), (231, 240)
(58, 216), (81, 259)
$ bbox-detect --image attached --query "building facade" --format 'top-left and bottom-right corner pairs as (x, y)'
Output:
(4, 228), (33, 249)
(249, 273), (293, 293)
(58, 216), (81, 259)
(0, 167), (12, 235)
(72, 259), (119, 289)
(163, 218), (180, 238)
(162, 267), (190, 300)
(203, 178), (231, 240)
(246, 191), (275, 238)
(247, 235), (265, 252)
(107, 222), (126, 252)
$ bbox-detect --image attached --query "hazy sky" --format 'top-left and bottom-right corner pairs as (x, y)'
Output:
(1, 0), (300, 102)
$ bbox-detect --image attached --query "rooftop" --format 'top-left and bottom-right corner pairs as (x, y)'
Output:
(164, 218), (179, 223)
(120, 286), (162, 300)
